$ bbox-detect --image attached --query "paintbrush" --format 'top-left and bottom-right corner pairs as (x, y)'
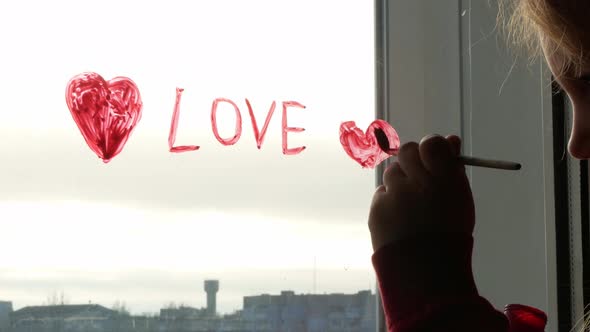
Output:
(374, 128), (521, 171)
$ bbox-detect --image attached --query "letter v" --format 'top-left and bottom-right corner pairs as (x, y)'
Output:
(245, 99), (276, 149)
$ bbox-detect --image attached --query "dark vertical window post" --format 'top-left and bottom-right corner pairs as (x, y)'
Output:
(552, 83), (573, 332)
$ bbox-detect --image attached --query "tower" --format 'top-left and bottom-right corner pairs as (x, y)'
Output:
(204, 280), (219, 316)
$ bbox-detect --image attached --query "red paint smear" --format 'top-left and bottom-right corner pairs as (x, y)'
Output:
(65, 72), (142, 163)
(339, 119), (400, 168)
(282, 101), (306, 155)
(168, 88), (200, 153)
(246, 99), (276, 149)
(211, 98), (243, 146)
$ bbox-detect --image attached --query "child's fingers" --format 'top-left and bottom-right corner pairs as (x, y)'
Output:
(370, 185), (386, 209)
(375, 185), (386, 194)
(369, 185), (389, 231)
(397, 142), (429, 184)
(382, 161), (406, 189)
(419, 134), (456, 176)
(446, 135), (462, 156)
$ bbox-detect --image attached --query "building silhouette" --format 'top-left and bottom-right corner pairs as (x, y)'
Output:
(10, 304), (118, 332)
(0, 301), (12, 332)
(241, 290), (376, 332)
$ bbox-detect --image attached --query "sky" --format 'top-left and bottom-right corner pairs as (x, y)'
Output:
(0, 0), (376, 314)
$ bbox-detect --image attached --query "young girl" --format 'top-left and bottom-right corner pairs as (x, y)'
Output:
(369, 1), (590, 331)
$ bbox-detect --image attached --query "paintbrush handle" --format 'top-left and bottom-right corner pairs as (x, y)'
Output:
(458, 155), (521, 170)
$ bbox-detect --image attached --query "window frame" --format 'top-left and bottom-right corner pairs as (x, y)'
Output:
(375, 1), (559, 331)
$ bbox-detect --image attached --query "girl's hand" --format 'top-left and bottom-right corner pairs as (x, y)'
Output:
(368, 134), (475, 251)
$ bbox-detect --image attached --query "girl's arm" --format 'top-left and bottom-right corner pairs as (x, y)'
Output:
(373, 234), (508, 332)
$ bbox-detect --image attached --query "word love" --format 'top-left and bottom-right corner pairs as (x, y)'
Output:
(66, 72), (400, 168)
(169, 88), (305, 156)
(65, 72), (306, 163)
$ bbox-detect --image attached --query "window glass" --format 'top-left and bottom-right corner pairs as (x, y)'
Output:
(0, 1), (376, 331)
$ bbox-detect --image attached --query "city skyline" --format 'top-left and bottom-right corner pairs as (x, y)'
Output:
(2, 282), (377, 316)
(3, 285), (377, 332)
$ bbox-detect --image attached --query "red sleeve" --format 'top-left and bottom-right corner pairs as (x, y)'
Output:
(372, 234), (509, 332)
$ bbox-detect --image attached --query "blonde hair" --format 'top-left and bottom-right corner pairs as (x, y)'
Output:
(499, 0), (590, 78)
(500, 2), (590, 331)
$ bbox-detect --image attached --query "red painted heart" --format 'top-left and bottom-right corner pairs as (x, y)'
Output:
(339, 119), (400, 168)
(66, 72), (143, 163)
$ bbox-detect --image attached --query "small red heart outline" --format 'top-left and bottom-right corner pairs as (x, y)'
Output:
(65, 72), (143, 163)
(339, 119), (400, 168)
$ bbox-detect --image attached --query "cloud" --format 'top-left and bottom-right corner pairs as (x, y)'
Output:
(0, 131), (375, 224)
